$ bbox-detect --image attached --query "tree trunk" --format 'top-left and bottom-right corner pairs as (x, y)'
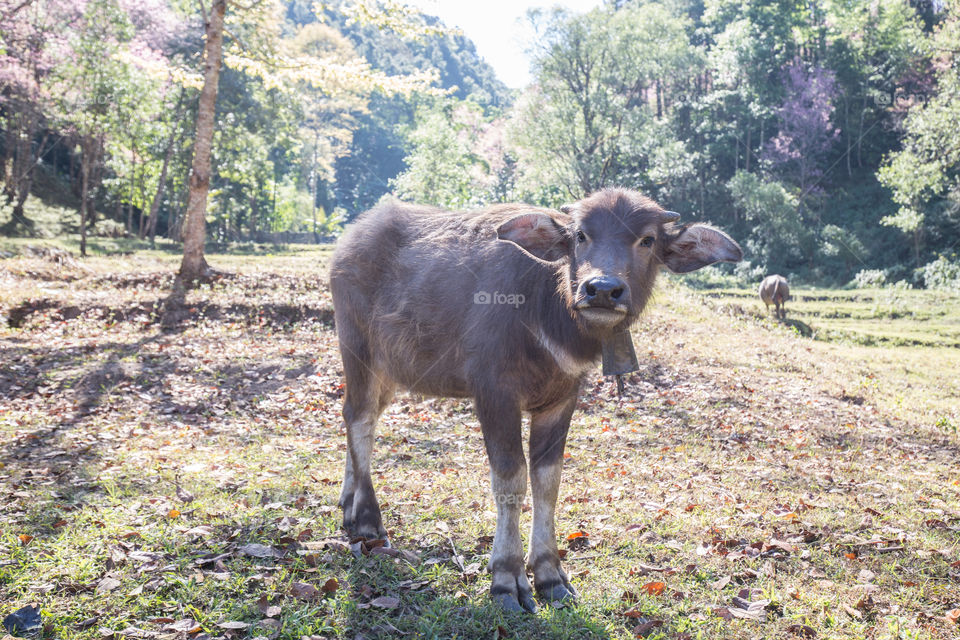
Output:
(857, 94), (865, 168)
(0, 110), (43, 234)
(250, 173), (262, 237)
(129, 147), (137, 235)
(138, 158), (147, 238)
(1, 119), (15, 203)
(655, 79), (662, 119)
(79, 137), (92, 257)
(88, 136), (104, 231)
(311, 130), (318, 241)
(745, 123), (751, 172)
(177, 0), (226, 286)
(145, 121), (178, 244)
(845, 97), (851, 178)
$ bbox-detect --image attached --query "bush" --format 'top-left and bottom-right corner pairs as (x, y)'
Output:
(852, 269), (886, 288)
(916, 254), (960, 291)
(733, 260), (766, 285)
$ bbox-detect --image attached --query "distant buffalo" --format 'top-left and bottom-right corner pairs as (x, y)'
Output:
(759, 274), (790, 319)
(330, 188), (742, 612)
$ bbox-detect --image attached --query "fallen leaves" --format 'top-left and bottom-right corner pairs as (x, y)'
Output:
(256, 595), (281, 618)
(2, 605), (41, 635)
(565, 530), (591, 550)
(710, 575), (731, 590)
(369, 596), (400, 609)
(632, 618), (664, 637)
(165, 619), (201, 634)
(857, 569), (876, 583)
(215, 621), (249, 630)
(95, 577), (122, 594)
(289, 582), (319, 601)
(4, 258), (959, 640)
(715, 590), (776, 623)
(785, 623), (817, 638)
(238, 543), (278, 559)
(321, 577), (339, 594)
(183, 525), (213, 538)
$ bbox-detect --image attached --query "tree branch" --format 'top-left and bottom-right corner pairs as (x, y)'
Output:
(2, 0), (36, 19)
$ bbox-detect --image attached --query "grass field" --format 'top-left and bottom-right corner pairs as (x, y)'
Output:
(1, 246), (958, 640)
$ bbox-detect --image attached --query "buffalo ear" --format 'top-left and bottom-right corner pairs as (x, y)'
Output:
(661, 223), (742, 273)
(497, 213), (570, 262)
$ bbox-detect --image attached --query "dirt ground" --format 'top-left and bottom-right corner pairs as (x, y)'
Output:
(1, 250), (958, 640)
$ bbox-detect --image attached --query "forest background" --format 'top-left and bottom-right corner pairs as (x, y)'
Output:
(2, 0), (960, 288)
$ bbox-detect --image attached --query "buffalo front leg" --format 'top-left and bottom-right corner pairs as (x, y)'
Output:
(528, 396), (578, 603)
(477, 395), (536, 613)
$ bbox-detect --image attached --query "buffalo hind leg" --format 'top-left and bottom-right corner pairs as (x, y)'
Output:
(477, 394), (536, 613)
(528, 396), (578, 603)
(338, 349), (394, 540)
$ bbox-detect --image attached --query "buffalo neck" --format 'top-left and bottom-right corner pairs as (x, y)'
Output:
(523, 262), (604, 365)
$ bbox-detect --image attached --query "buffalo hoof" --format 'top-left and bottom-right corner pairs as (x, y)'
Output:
(537, 579), (578, 604)
(492, 589), (538, 614)
(345, 516), (388, 542)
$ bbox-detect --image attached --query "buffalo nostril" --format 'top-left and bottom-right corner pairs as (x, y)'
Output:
(611, 288), (623, 300)
(585, 283), (597, 297)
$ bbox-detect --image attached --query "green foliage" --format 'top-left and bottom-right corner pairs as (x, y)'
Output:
(5, 0), (960, 287)
(876, 2), (960, 261)
(916, 254), (960, 291)
(390, 101), (494, 208)
(727, 171), (809, 270)
(512, 3), (700, 200)
(852, 268), (887, 288)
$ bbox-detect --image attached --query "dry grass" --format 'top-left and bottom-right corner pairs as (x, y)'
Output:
(1, 249), (958, 640)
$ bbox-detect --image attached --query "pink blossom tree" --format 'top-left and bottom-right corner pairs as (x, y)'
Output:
(761, 62), (839, 210)
(0, 0), (85, 232)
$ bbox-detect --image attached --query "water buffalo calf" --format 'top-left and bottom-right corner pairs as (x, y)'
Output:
(759, 274), (790, 319)
(329, 188), (742, 612)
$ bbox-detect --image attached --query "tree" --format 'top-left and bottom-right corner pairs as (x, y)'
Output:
(761, 62), (839, 209)
(391, 101), (499, 208)
(55, 0), (144, 256)
(727, 170), (809, 272)
(144, 91), (183, 245)
(877, 0), (960, 266)
(174, 0), (441, 287)
(512, 3), (700, 201)
(0, 0), (82, 234)
(177, 0), (225, 284)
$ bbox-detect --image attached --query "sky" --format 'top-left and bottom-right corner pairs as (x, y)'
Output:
(405, 0), (603, 89)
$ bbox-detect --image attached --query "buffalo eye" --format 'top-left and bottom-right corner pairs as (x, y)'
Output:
(639, 236), (655, 248)
(576, 230), (587, 244)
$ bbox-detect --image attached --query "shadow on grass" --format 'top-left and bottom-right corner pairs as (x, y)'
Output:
(6, 297), (334, 330)
(0, 308), (328, 499)
(327, 539), (615, 640)
(340, 592), (614, 639)
(781, 317), (813, 337)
